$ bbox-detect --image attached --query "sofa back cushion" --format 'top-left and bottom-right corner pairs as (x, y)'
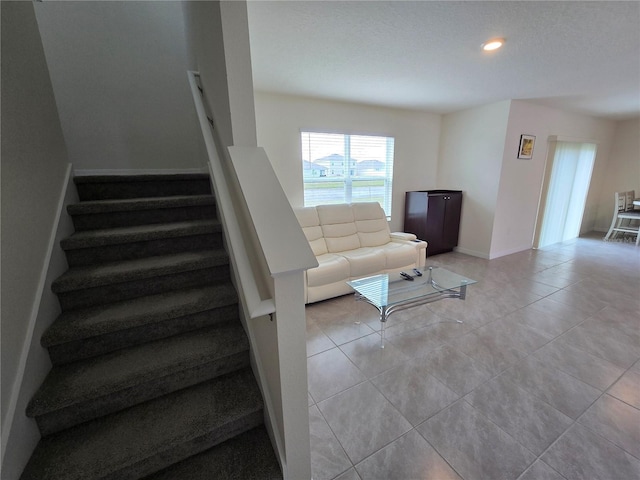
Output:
(317, 204), (361, 253)
(353, 202), (391, 247)
(294, 207), (328, 256)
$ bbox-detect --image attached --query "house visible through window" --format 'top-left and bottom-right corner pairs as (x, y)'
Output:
(301, 131), (395, 217)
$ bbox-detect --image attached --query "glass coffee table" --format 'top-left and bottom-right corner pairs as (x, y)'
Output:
(347, 266), (476, 347)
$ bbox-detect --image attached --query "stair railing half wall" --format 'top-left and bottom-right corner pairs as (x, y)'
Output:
(187, 71), (317, 480)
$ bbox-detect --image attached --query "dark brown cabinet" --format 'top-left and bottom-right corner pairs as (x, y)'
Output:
(404, 190), (462, 256)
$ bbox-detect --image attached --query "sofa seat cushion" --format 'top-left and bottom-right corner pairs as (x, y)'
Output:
(306, 253), (351, 288)
(379, 242), (417, 269)
(339, 247), (387, 278)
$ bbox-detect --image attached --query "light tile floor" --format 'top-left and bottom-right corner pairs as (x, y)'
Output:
(306, 233), (640, 480)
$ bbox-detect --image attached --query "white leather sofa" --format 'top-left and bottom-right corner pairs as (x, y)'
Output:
(294, 202), (428, 303)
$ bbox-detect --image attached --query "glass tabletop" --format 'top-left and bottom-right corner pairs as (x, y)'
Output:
(347, 266), (476, 309)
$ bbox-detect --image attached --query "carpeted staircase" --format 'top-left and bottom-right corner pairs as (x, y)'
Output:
(20, 174), (282, 480)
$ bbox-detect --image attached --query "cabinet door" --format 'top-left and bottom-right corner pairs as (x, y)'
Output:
(404, 192), (429, 240)
(426, 194), (447, 253)
(442, 193), (462, 248)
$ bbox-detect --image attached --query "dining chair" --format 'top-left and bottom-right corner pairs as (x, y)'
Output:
(604, 191), (640, 245)
(626, 190), (639, 211)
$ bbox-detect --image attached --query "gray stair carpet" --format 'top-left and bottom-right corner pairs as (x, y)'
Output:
(61, 220), (223, 266)
(52, 249), (229, 292)
(74, 174), (212, 201)
(144, 425), (282, 480)
(28, 323), (250, 435)
(67, 195), (217, 231)
(42, 284), (238, 364)
(68, 194), (216, 214)
(21, 369), (264, 480)
(61, 219), (221, 249)
(52, 250), (231, 311)
(20, 174), (281, 479)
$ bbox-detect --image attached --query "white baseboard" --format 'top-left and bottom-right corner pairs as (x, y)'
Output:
(1, 164), (77, 477)
(74, 167), (208, 177)
(489, 244), (533, 259)
(453, 246), (490, 259)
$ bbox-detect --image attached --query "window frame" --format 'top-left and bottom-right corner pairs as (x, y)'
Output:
(300, 130), (395, 218)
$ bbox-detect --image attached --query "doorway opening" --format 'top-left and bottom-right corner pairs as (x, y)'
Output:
(534, 139), (597, 249)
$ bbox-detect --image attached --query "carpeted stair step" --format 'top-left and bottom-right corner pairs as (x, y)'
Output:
(74, 174), (211, 201)
(43, 284), (239, 365)
(20, 368), (264, 480)
(52, 250), (230, 310)
(28, 322), (250, 436)
(144, 425), (282, 480)
(68, 194), (217, 231)
(61, 220), (223, 266)
(21, 172), (280, 479)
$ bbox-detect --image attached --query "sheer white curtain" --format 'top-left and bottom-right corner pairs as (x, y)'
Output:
(537, 141), (597, 248)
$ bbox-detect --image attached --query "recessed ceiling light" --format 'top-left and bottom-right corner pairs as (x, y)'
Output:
(482, 38), (505, 51)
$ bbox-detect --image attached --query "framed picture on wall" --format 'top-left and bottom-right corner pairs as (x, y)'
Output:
(518, 134), (536, 159)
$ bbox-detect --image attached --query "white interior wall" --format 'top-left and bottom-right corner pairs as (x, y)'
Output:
(183, 0), (257, 148)
(34, 1), (204, 171)
(219, 1), (258, 147)
(1, 2), (70, 475)
(183, 1), (233, 147)
(254, 91), (442, 232)
(437, 101), (512, 258)
(595, 117), (640, 230)
(491, 101), (617, 257)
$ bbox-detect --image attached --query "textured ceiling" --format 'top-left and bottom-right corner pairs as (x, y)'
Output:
(247, 1), (640, 119)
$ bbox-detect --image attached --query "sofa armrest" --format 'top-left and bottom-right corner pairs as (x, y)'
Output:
(390, 233), (427, 267)
(390, 232), (417, 242)
(390, 232), (427, 251)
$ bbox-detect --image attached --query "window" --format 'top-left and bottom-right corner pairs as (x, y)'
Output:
(301, 131), (395, 216)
